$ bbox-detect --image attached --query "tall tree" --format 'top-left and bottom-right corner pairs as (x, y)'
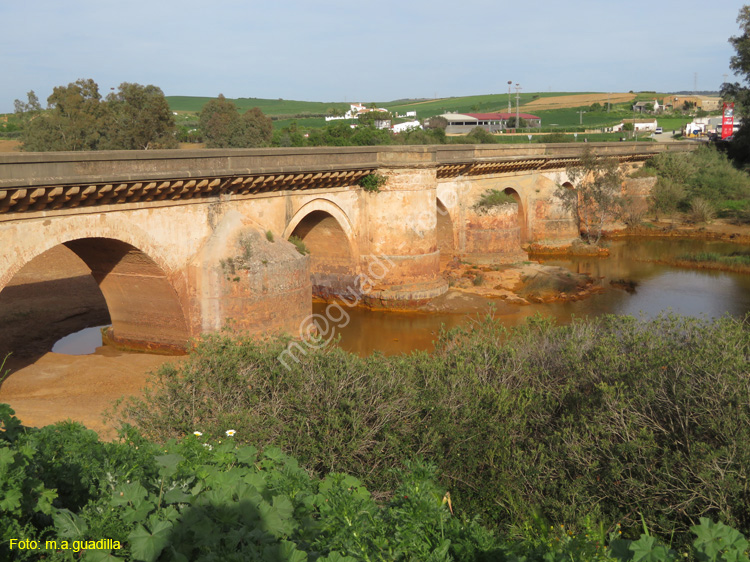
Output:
(199, 96), (273, 148)
(13, 91), (41, 118)
(554, 147), (623, 244)
(199, 94), (239, 148)
(723, 5), (750, 165)
(103, 83), (177, 150)
(22, 79), (105, 151)
(229, 107), (272, 147)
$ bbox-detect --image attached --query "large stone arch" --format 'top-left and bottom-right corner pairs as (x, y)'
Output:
(0, 218), (190, 352)
(0, 216), (180, 293)
(283, 199), (357, 250)
(283, 199), (359, 299)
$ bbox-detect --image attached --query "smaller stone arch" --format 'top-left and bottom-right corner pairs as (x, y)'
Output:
(501, 187), (528, 243)
(283, 199), (358, 299)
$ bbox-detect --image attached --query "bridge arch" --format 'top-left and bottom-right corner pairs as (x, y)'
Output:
(283, 199), (358, 298)
(500, 186), (528, 243)
(1, 221), (190, 352)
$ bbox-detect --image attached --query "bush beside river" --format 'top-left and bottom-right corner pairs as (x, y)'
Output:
(105, 314), (750, 553)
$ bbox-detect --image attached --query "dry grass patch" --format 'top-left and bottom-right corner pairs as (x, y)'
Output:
(523, 92), (635, 110)
(0, 139), (21, 152)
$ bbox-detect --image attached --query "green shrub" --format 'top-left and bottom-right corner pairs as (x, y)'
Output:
(117, 314), (750, 549)
(535, 132), (572, 143)
(465, 127), (497, 144)
(473, 189), (517, 213)
(688, 197), (716, 223)
(358, 173), (387, 193)
(645, 146), (750, 210)
(288, 235), (310, 255)
(1, 406), (501, 561)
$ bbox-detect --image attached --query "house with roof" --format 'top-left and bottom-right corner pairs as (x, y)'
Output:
(611, 118), (658, 133)
(436, 112), (541, 134)
(662, 95), (722, 112)
(633, 100), (660, 113)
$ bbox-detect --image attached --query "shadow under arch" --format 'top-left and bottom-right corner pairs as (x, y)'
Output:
(283, 200), (358, 299)
(436, 196), (455, 259)
(0, 245), (110, 365)
(63, 238), (189, 352)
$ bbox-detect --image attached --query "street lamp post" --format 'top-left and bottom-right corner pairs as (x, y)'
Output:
(507, 81), (512, 114)
(515, 83), (521, 131)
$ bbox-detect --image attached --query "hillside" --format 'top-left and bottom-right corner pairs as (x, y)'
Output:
(166, 95), (349, 116)
(165, 91), (669, 131)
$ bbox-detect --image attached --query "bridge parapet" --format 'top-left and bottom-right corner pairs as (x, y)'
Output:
(0, 143), (694, 218)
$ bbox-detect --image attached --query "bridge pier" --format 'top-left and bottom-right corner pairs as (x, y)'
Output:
(359, 167), (447, 308)
(190, 210), (312, 338)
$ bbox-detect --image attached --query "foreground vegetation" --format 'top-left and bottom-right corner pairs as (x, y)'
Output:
(3, 406), (749, 560)
(636, 146), (750, 223)
(106, 314), (750, 554)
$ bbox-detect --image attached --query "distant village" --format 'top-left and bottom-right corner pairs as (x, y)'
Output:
(325, 94), (734, 138)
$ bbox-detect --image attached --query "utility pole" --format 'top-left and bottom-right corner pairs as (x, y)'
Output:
(577, 110), (586, 125)
(515, 83), (521, 130)
(507, 81), (512, 114)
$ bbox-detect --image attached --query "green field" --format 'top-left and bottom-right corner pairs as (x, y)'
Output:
(167, 92), (632, 121)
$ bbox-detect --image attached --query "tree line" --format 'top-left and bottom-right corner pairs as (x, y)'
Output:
(13, 80), (273, 151)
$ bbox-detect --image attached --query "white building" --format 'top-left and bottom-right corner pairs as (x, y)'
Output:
(392, 120), (422, 133)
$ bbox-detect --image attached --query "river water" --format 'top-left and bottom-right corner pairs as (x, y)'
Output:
(311, 238), (750, 356)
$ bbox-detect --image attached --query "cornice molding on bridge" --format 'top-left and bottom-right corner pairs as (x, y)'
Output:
(436, 152), (654, 179)
(0, 168), (376, 215)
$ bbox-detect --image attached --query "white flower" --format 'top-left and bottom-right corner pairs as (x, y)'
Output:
(202, 443), (213, 450)
(193, 431), (203, 437)
(225, 429), (236, 437)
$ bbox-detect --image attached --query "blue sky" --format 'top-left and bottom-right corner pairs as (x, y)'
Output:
(1, 0), (747, 113)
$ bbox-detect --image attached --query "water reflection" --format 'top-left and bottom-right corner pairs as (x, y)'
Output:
(322, 239), (750, 356)
(52, 326), (106, 355)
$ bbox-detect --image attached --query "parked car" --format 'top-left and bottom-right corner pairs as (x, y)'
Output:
(655, 127), (663, 134)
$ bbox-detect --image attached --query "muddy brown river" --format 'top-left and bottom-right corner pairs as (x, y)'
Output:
(2, 238), (750, 437)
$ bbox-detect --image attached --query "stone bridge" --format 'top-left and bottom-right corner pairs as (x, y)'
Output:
(0, 143), (692, 351)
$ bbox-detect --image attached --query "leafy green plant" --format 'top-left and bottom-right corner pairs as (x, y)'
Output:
(358, 173), (387, 193)
(691, 518), (750, 562)
(237, 232), (254, 264)
(473, 189), (516, 213)
(265, 230), (275, 242)
(288, 235), (310, 255)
